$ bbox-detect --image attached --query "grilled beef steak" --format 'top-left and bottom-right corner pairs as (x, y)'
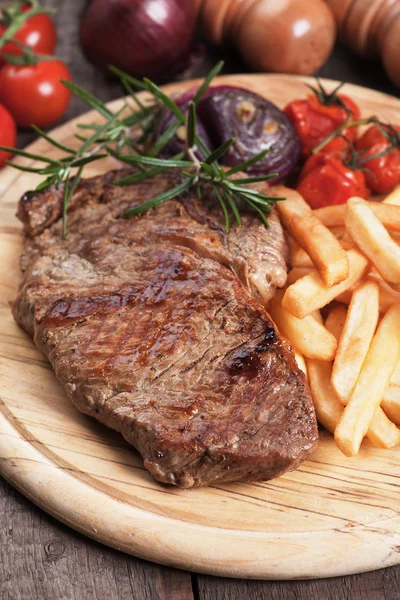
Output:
(13, 171), (318, 488)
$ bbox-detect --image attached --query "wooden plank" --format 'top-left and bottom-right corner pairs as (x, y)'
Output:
(0, 476), (194, 600)
(196, 569), (400, 600)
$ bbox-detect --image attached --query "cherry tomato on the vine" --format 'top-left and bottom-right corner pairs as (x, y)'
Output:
(354, 125), (400, 194)
(297, 152), (370, 209)
(355, 124), (400, 151)
(358, 142), (400, 194)
(0, 60), (72, 128)
(0, 4), (56, 67)
(0, 103), (16, 167)
(285, 92), (360, 157)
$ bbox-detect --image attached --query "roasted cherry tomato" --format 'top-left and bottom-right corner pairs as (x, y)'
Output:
(285, 86), (360, 157)
(0, 4), (56, 67)
(0, 103), (16, 167)
(354, 125), (400, 194)
(0, 60), (71, 128)
(355, 124), (400, 151)
(297, 152), (370, 209)
(358, 142), (400, 194)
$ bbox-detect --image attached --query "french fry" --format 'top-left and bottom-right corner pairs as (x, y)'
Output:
(336, 275), (400, 313)
(276, 186), (349, 287)
(314, 205), (346, 228)
(282, 249), (369, 319)
(306, 360), (343, 433)
(334, 304), (400, 456)
(294, 351), (307, 375)
(332, 280), (380, 404)
(383, 184), (400, 205)
(268, 293), (337, 360)
(325, 305), (347, 341)
(345, 197), (400, 290)
(382, 361), (400, 425)
(286, 267), (314, 285)
(290, 240), (352, 268)
(290, 242), (314, 268)
(365, 408), (400, 449)
(316, 201), (400, 232)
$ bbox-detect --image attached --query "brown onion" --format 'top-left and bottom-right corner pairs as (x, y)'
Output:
(79, 0), (197, 82)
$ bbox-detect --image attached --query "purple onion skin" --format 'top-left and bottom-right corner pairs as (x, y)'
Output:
(160, 85), (301, 181)
(159, 88), (213, 159)
(79, 0), (196, 83)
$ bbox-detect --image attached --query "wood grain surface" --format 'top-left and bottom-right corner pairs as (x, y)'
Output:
(2, 73), (400, 587)
(2, 0), (400, 598)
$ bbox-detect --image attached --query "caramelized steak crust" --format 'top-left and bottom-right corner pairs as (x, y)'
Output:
(13, 171), (318, 488)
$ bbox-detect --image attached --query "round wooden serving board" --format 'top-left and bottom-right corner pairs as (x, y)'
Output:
(1, 74), (400, 580)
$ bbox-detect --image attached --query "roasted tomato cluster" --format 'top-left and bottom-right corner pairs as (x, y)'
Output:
(285, 83), (400, 208)
(0, 2), (72, 166)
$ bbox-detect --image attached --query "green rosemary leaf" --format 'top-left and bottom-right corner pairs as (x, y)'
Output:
(36, 175), (58, 191)
(192, 60), (224, 105)
(108, 66), (148, 90)
(232, 174), (278, 184)
(194, 134), (212, 160)
(61, 166), (84, 239)
(199, 162), (216, 178)
(62, 170), (71, 239)
(122, 105), (157, 127)
(0, 145), (61, 165)
(69, 165), (84, 197)
(114, 154), (193, 168)
(74, 134), (90, 143)
(212, 184), (230, 232)
(204, 138), (234, 165)
(79, 107), (125, 155)
(239, 192), (272, 213)
(187, 102), (196, 149)
(76, 123), (100, 130)
(225, 148), (270, 176)
(124, 178), (192, 217)
(4, 161), (45, 173)
(114, 165), (168, 186)
(227, 183), (275, 200)
(142, 78), (186, 124)
(224, 189), (241, 226)
(119, 76), (149, 115)
(245, 198), (270, 227)
(31, 125), (76, 154)
(37, 165), (61, 175)
(71, 154), (108, 167)
(149, 120), (180, 157)
(61, 80), (113, 119)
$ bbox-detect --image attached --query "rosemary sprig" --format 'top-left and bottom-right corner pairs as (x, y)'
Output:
(0, 61), (282, 236)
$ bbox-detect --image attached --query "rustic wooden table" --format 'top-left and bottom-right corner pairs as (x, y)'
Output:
(2, 1), (400, 598)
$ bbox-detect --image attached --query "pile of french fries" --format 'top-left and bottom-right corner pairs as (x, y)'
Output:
(270, 184), (400, 457)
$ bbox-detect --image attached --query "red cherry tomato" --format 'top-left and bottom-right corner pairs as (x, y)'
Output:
(0, 103), (16, 167)
(0, 60), (72, 128)
(359, 142), (400, 194)
(0, 5), (56, 67)
(297, 152), (370, 209)
(354, 125), (400, 193)
(355, 124), (400, 151)
(285, 93), (360, 157)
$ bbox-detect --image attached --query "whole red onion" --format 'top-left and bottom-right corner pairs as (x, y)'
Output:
(80, 0), (197, 82)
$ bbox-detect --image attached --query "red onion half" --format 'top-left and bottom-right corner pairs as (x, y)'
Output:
(160, 86), (301, 181)
(80, 0), (197, 82)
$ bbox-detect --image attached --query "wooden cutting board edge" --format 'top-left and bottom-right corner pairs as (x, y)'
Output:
(1, 73), (400, 580)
